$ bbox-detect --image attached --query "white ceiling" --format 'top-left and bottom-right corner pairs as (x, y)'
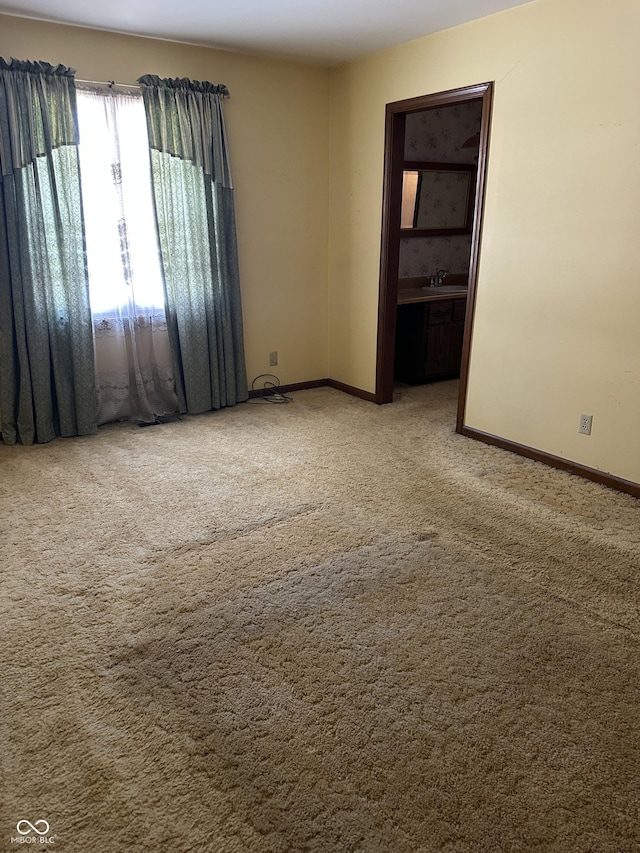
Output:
(0, 0), (533, 66)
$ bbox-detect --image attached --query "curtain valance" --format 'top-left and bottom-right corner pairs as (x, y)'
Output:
(0, 58), (78, 175)
(137, 74), (229, 97)
(137, 73), (233, 187)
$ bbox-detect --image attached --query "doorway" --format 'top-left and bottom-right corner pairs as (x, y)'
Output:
(375, 82), (493, 432)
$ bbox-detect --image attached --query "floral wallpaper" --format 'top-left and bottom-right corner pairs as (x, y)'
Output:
(399, 235), (472, 278)
(400, 100), (481, 279)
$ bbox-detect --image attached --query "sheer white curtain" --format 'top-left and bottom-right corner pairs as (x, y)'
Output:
(77, 87), (178, 424)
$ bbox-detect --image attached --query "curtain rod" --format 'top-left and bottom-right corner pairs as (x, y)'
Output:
(76, 78), (140, 90)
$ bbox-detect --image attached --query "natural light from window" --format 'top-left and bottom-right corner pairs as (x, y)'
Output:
(76, 89), (165, 317)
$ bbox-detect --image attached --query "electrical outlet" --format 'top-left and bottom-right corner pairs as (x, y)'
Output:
(579, 413), (593, 435)
(269, 351), (278, 367)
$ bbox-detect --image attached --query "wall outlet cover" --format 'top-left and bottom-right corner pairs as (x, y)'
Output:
(579, 413), (593, 435)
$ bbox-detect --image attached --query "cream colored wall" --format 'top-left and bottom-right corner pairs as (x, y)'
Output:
(329, 0), (640, 485)
(0, 14), (330, 389)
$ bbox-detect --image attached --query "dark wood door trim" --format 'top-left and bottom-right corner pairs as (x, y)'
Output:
(375, 82), (494, 426)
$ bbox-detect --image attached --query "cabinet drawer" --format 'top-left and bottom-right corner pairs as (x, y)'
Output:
(452, 298), (467, 322)
(427, 300), (453, 325)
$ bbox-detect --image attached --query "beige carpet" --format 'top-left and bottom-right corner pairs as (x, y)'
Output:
(1, 381), (639, 852)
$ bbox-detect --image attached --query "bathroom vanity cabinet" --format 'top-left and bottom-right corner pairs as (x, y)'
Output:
(394, 295), (466, 384)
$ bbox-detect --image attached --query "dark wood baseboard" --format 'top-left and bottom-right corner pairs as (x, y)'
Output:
(460, 425), (640, 499)
(326, 379), (377, 403)
(249, 377), (377, 404)
(248, 378), (329, 398)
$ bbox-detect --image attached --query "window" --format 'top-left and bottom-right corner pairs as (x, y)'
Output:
(76, 88), (165, 316)
(76, 87), (177, 425)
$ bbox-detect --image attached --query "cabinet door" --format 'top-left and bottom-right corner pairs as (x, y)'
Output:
(424, 321), (465, 378)
(452, 298), (467, 322)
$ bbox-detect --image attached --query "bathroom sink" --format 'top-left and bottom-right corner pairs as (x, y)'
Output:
(421, 285), (467, 293)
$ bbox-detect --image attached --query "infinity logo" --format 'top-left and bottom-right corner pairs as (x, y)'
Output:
(16, 820), (50, 836)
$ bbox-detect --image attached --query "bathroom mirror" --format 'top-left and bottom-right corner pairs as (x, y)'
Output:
(400, 162), (476, 236)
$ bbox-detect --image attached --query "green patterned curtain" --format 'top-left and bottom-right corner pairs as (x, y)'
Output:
(0, 58), (97, 445)
(137, 75), (248, 414)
